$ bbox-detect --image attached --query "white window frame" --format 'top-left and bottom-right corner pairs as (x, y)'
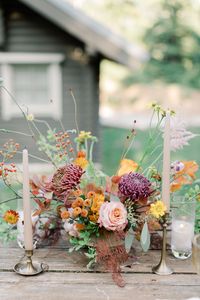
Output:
(0, 52), (64, 120)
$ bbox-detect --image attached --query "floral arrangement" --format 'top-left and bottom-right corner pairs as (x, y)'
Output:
(0, 84), (200, 287)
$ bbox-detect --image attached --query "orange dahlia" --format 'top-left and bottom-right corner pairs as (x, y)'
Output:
(73, 207), (82, 217)
(3, 210), (19, 224)
(81, 209), (88, 218)
(61, 210), (70, 219)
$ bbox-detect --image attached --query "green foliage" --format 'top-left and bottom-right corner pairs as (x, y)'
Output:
(69, 221), (99, 252)
(140, 221), (150, 252)
(80, 161), (107, 189)
(125, 227), (134, 253)
(142, 0), (200, 89)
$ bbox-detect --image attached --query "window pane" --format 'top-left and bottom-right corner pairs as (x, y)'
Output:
(12, 64), (49, 105)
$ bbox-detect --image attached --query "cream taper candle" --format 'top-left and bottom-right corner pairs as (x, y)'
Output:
(162, 111), (171, 212)
(22, 148), (33, 250)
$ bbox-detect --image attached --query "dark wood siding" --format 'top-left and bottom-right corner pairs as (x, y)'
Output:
(0, 6), (4, 48)
(0, 0), (100, 162)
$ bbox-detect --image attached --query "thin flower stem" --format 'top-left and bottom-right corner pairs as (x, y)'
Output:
(1, 174), (21, 198)
(85, 139), (88, 159)
(89, 140), (94, 161)
(59, 120), (66, 133)
(143, 151), (163, 176)
(34, 119), (52, 131)
(0, 129), (33, 137)
(0, 197), (20, 205)
(1, 86), (37, 141)
(1, 85), (56, 167)
(138, 117), (164, 168)
(122, 135), (136, 159)
(69, 89), (79, 135)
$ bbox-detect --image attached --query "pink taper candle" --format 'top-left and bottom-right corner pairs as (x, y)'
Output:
(22, 148), (33, 250)
(162, 111), (171, 212)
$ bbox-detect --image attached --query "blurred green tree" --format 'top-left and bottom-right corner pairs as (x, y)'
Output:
(142, 0), (200, 88)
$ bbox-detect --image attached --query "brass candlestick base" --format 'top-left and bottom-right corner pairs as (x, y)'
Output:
(152, 217), (173, 275)
(14, 250), (48, 276)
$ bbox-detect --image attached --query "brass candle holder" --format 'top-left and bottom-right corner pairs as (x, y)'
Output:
(152, 213), (173, 275)
(14, 250), (48, 276)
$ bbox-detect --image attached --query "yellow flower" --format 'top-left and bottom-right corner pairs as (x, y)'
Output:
(117, 159), (138, 176)
(91, 193), (105, 213)
(74, 157), (88, 169)
(149, 201), (167, 219)
(77, 131), (92, 143)
(26, 113), (34, 121)
(89, 213), (99, 223)
(3, 210), (19, 224)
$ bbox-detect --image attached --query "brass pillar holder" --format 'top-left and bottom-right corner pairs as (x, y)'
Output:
(14, 250), (48, 276)
(152, 215), (173, 275)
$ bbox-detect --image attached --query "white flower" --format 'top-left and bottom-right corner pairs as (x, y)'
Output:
(26, 113), (34, 121)
(171, 161), (185, 174)
(169, 117), (197, 152)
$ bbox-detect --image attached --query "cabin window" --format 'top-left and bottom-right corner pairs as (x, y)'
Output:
(0, 53), (64, 120)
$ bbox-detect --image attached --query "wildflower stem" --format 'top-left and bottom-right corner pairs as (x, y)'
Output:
(143, 151), (163, 176)
(34, 119), (52, 131)
(1, 85), (56, 167)
(69, 89), (79, 135)
(138, 118), (163, 168)
(0, 197), (20, 205)
(89, 140), (94, 161)
(0, 129), (33, 137)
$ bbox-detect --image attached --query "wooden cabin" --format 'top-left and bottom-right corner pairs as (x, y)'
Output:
(0, 0), (146, 163)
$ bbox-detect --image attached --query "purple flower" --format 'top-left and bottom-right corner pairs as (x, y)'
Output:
(118, 172), (151, 201)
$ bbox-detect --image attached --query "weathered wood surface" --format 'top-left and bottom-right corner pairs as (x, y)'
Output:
(0, 246), (200, 300)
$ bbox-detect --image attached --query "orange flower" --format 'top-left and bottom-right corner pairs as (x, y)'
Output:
(61, 210), (70, 219)
(73, 207), (82, 217)
(3, 210), (19, 224)
(73, 189), (83, 197)
(72, 197), (84, 208)
(89, 214), (98, 222)
(76, 197), (84, 206)
(171, 161), (199, 192)
(111, 176), (121, 184)
(84, 199), (91, 207)
(170, 182), (182, 192)
(87, 191), (96, 199)
(75, 223), (85, 231)
(81, 209), (88, 218)
(117, 159), (138, 177)
(77, 151), (86, 158)
(181, 161), (198, 180)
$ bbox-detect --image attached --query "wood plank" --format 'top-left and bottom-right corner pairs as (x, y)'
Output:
(0, 247), (196, 274)
(0, 272), (200, 300)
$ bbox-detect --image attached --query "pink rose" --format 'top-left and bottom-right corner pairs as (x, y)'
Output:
(98, 202), (127, 231)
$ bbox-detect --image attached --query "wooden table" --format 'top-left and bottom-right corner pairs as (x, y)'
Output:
(0, 245), (200, 300)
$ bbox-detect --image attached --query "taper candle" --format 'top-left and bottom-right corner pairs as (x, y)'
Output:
(162, 111), (171, 212)
(22, 148), (33, 250)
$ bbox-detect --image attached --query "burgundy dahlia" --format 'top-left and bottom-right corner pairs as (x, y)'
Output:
(48, 164), (84, 201)
(118, 172), (151, 201)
